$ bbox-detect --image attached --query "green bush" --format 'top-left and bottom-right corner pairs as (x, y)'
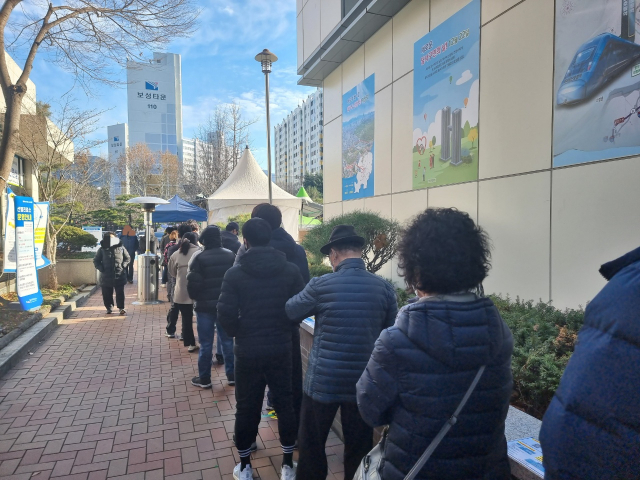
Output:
(491, 295), (585, 419)
(302, 210), (401, 274)
(216, 213), (251, 233)
(309, 264), (332, 278)
(57, 226), (98, 252)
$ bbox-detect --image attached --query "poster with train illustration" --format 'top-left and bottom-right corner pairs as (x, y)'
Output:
(343, 74), (375, 200)
(554, 0), (640, 166)
(412, 0), (480, 189)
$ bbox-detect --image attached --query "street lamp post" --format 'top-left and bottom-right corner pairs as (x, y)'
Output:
(255, 49), (278, 204)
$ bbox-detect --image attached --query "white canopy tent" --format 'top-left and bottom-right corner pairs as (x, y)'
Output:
(207, 147), (302, 237)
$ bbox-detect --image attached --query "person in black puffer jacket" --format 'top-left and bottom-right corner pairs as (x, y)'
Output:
(186, 226), (236, 388)
(93, 232), (131, 315)
(217, 218), (305, 479)
(356, 208), (513, 480)
(234, 203), (310, 426)
(221, 222), (241, 254)
(286, 224), (398, 480)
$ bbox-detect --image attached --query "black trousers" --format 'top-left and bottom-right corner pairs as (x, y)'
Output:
(297, 394), (373, 480)
(126, 261), (134, 282)
(101, 285), (125, 310)
(234, 353), (297, 452)
(167, 303), (195, 346)
(267, 329), (303, 429)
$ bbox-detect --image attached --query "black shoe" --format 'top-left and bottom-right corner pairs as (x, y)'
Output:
(128, 280), (134, 284)
(215, 354), (224, 365)
(106, 307), (113, 314)
(191, 376), (212, 389)
(227, 375), (235, 386)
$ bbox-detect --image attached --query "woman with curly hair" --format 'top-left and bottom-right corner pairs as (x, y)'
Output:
(356, 208), (514, 480)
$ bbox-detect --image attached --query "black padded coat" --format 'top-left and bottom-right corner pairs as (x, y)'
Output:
(186, 240), (235, 313)
(217, 246), (305, 358)
(356, 295), (513, 480)
(93, 238), (131, 288)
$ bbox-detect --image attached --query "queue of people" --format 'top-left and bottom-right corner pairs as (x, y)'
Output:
(92, 206), (640, 480)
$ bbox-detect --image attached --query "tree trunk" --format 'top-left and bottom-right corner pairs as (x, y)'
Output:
(0, 94), (24, 194)
(45, 223), (58, 290)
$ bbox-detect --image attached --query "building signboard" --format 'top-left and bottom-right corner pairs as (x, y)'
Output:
(553, 0), (640, 167)
(342, 74), (375, 200)
(412, 0), (480, 189)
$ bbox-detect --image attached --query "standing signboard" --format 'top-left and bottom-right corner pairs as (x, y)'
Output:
(82, 226), (102, 252)
(14, 195), (43, 311)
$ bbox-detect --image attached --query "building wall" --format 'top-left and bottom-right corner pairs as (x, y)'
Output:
(274, 88), (324, 191)
(299, 0), (640, 310)
(107, 123), (130, 201)
(0, 52), (36, 115)
(126, 52), (183, 163)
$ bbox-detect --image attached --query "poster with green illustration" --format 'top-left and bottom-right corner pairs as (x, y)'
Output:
(412, 0), (480, 189)
(343, 74), (375, 200)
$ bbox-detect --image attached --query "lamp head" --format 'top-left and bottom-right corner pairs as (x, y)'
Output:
(126, 196), (169, 213)
(255, 49), (278, 74)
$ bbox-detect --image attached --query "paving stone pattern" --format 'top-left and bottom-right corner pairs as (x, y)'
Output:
(0, 282), (345, 479)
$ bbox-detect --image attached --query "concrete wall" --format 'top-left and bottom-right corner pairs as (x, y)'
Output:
(38, 260), (98, 287)
(299, 0), (640, 310)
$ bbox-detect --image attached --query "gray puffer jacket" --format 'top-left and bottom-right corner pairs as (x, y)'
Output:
(285, 258), (398, 403)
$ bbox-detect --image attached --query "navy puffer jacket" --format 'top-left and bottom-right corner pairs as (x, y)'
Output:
(357, 295), (513, 480)
(286, 258), (398, 403)
(540, 247), (640, 480)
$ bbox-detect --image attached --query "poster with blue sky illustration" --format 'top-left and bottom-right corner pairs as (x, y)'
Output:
(412, 0), (480, 189)
(342, 74), (375, 200)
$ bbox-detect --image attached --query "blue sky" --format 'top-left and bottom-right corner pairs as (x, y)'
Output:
(15, 0), (315, 170)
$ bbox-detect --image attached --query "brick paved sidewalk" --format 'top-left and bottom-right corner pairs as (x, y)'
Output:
(0, 281), (345, 480)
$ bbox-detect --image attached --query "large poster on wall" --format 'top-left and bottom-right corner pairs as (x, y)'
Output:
(554, 0), (640, 166)
(412, 0), (480, 189)
(342, 74), (375, 200)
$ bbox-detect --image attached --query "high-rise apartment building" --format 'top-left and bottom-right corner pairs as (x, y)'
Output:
(274, 88), (323, 190)
(126, 52), (183, 164)
(182, 137), (196, 177)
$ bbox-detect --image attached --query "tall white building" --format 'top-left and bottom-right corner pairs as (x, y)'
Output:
(182, 137), (196, 177)
(274, 88), (323, 190)
(107, 123), (129, 200)
(126, 52), (183, 164)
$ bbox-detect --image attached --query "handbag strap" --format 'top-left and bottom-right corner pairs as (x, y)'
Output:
(403, 365), (486, 480)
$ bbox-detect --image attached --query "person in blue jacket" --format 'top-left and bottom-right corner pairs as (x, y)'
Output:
(356, 208), (513, 480)
(119, 225), (139, 283)
(286, 224), (398, 480)
(540, 246), (640, 480)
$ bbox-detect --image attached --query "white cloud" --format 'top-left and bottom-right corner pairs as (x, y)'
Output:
(456, 69), (473, 86)
(222, 6), (234, 15)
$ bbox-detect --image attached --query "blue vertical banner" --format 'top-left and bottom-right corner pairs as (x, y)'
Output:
(14, 195), (43, 311)
(342, 74), (375, 200)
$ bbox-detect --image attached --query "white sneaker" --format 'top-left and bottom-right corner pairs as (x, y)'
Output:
(232, 463), (253, 480)
(281, 463), (296, 480)
(188, 345), (199, 352)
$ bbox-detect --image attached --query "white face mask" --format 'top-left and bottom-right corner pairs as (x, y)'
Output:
(110, 236), (120, 247)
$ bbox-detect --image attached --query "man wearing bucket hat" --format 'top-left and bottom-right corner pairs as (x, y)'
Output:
(286, 224), (398, 480)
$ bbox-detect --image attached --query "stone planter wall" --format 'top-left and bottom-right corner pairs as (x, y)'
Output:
(38, 259), (97, 287)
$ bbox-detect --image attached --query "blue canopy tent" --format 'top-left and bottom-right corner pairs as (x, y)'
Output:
(152, 195), (207, 223)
